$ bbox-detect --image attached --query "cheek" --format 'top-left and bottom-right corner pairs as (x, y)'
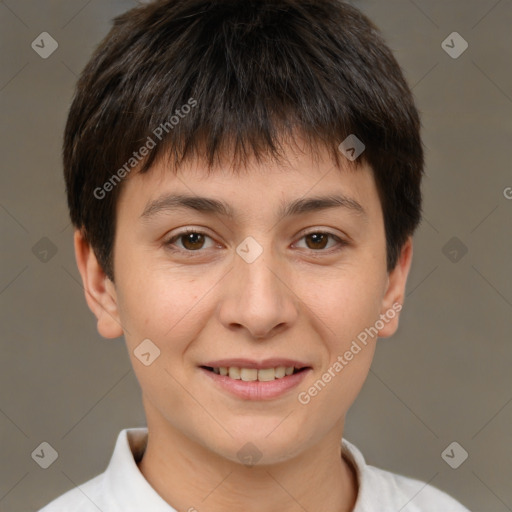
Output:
(116, 264), (215, 348)
(295, 264), (386, 342)
(295, 273), (381, 423)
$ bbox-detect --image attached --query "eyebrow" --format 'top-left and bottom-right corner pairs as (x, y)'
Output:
(140, 192), (367, 221)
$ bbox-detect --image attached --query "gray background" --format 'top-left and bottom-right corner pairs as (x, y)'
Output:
(1, 0), (511, 510)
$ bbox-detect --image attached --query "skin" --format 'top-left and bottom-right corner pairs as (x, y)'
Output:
(75, 138), (413, 512)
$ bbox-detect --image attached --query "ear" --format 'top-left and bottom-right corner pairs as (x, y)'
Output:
(377, 237), (413, 338)
(73, 229), (124, 339)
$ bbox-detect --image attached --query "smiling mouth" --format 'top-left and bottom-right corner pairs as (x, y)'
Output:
(200, 365), (308, 382)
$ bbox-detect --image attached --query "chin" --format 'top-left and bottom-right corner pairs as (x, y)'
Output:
(204, 421), (310, 466)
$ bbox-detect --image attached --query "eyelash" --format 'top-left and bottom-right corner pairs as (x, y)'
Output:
(164, 228), (347, 257)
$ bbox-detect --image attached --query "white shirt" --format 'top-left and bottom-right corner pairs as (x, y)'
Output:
(38, 427), (471, 512)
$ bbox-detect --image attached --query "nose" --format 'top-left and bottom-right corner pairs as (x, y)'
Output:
(217, 245), (299, 340)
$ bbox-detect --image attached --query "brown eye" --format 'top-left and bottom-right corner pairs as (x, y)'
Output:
(180, 232), (206, 250)
(165, 230), (214, 253)
(304, 233), (330, 250)
(295, 231), (343, 252)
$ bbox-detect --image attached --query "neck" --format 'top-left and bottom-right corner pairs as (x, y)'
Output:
(137, 408), (358, 512)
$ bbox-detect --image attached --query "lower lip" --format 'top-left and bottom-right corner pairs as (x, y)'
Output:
(199, 367), (311, 400)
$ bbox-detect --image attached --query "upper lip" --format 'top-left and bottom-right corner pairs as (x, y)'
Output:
(201, 358), (311, 370)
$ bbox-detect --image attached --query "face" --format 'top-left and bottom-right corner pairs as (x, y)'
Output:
(76, 140), (412, 465)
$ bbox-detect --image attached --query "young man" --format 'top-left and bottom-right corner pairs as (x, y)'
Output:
(39, 0), (471, 510)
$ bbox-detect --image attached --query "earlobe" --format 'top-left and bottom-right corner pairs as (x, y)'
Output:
(73, 230), (124, 339)
(377, 237), (414, 338)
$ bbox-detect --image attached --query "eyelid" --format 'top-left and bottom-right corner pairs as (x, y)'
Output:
(292, 229), (346, 251)
(164, 227), (348, 255)
(165, 227), (218, 253)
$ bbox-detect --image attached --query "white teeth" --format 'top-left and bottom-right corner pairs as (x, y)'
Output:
(211, 365), (302, 381)
(240, 368), (258, 381)
(275, 366), (286, 378)
(228, 367), (241, 379)
(257, 368), (276, 382)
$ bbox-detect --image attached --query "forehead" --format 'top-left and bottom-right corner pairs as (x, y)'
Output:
(116, 142), (381, 223)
